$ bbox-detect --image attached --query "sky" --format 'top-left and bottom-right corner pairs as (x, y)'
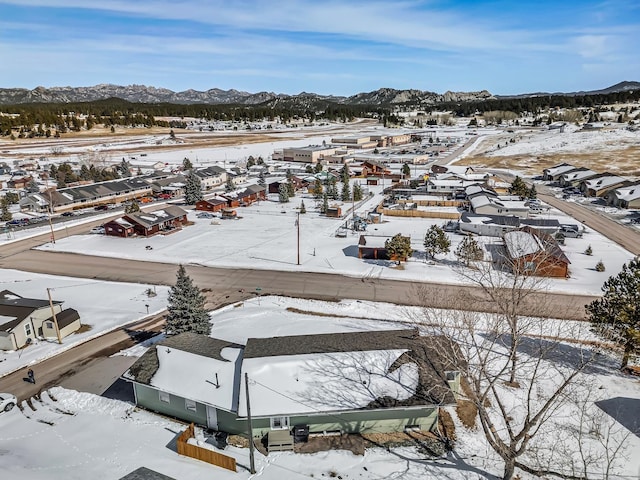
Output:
(0, 0), (639, 96)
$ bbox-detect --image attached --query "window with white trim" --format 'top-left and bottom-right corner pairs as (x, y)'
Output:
(185, 399), (197, 412)
(270, 416), (290, 430)
(159, 391), (170, 403)
(24, 323), (32, 336)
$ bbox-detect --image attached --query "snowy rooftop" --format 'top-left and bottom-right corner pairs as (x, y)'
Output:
(151, 345), (242, 412)
(238, 349), (417, 417)
(504, 230), (542, 258)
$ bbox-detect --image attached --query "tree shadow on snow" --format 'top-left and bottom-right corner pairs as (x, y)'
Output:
(479, 332), (620, 377)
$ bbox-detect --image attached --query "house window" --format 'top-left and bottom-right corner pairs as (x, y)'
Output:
(524, 261), (536, 271)
(270, 416), (290, 430)
(46, 322), (54, 329)
(445, 371), (459, 381)
(159, 391), (170, 403)
(24, 323), (32, 336)
(185, 399), (197, 412)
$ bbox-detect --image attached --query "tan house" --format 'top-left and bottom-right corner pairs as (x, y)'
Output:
(0, 290), (81, 350)
(282, 145), (337, 164)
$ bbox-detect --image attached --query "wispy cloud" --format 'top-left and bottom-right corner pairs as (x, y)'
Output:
(0, 0), (638, 94)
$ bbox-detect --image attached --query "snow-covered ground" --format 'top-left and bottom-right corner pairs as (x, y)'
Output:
(487, 123), (640, 157)
(0, 269), (169, 377)
(1, 295), (638, 480)
(31, 191), (635, 296)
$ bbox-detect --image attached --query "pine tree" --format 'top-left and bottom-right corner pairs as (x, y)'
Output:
(341, 164), (350, 185)
(313, 178), (323, 199)
(352, 183), (363, 201)
(124, 200), (140, 214)
(509, 176), (529, 198)
(587, 258), (640, 368)
(385, 233), (412, 265)
(184, 171), (203, 205)
(455, 235), (483, 266)
(528, 185), (537, 199)
(314, 162), (323, 174)
(424, 225), (451, 260)
(279, 182), (290, 203)
(300, 200), (306, 214)
(257, 171), (266, 187)
(225, 175), (235, 193)
(0, 198), (12, 222)
(166, 265), (211, 336)
(402, 163), (411, 178)
(321, 193), (329, 214)
(328, 178), (339, 200)
(595, 260), (606, 272)
(182, 157), (193, 171)
(341, 181), (351, 201)
(585, 245), (593, 256)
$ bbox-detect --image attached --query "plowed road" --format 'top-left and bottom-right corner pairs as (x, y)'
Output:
(0, 207), (601, 400)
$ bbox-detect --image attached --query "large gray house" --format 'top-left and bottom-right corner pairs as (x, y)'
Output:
(124, 330), (461, 444)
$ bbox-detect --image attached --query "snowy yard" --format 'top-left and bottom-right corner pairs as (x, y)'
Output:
(0, 269), (169, 377)
(32, 192), (635, 296)
(1, 295), (639, 480)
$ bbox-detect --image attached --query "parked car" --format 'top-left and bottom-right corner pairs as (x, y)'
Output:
(140, 197), (154, 204)
(90, 226), (105, 234)
(560, 225), (583, 238)
(156, 193), (172, 200)
(94, 205), (108, 211)
(196, 212), (216, 219)
(0, 392), (16, 412)
(61, 211), (75, 217)
(7, 218), (29, 226)
(443, 221), (459, 232)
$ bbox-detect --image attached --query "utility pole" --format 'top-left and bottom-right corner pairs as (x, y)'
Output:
(245, 373), (256, 474)
(296, 211), (300, 266)
(45, 174), (56, 244)
(46, 288), (62, 344)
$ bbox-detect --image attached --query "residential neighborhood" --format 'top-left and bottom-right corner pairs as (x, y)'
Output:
(1, 4), (640, 478)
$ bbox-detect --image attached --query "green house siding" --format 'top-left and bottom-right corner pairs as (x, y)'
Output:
(240, 407), (439, 438)
(133, 383), (439, 438)
(216, 409), (247, 435)
(134, 384), (207, 426)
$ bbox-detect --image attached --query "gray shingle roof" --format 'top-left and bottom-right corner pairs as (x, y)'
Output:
(127, 332), (242, 384)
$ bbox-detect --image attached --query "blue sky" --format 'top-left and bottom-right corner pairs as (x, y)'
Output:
(0, 0), (639, 96)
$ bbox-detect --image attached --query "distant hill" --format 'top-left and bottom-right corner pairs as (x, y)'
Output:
(0, 82), (636, 107)
(0, 84), (494, 107)
(496, 81), (640, 99)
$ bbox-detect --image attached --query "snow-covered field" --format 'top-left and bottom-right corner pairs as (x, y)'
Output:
(0, 269), (169, 377)
(487, 123), (640, 158)
(32, 191), (634, 296)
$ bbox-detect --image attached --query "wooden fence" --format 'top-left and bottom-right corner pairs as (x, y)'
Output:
(381, 209), (461, 219)
(176, 423), (237, 472)
(398, 199), (466, 207)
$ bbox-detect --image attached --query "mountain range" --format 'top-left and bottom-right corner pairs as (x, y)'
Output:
(0, 82), (637, 107)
